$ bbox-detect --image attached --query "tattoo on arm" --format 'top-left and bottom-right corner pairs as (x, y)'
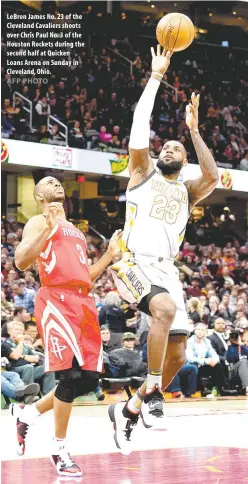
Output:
(190, 132), (218, 178)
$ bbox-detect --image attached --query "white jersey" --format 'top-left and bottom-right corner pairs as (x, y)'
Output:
(122, 169), (189, 260)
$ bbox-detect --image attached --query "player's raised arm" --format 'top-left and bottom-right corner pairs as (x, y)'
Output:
(128, 46), (172, 176)
(15, 203), (62, 270)
(184, 93), (219, 211)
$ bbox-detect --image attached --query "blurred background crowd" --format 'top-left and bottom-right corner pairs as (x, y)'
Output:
(2, 216), (248, 402)
(1, 3), (248, 170)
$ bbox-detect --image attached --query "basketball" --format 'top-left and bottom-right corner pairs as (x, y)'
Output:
(156, 12), (195, 52)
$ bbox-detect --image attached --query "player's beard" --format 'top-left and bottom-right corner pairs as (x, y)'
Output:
(157, 158), (183, 175)
(46, 192), (65, 203)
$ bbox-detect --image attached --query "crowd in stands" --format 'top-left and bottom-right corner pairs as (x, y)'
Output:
(2, 213), (248, 402)
(1, 30), (248, 169)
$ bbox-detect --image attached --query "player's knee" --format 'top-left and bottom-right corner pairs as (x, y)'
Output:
(150, 301), (176, 324)
(75, 370), (99, 398)
(54, 367), (81, 403)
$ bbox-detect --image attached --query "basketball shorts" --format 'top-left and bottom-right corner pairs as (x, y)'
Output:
(35, 286), (103, 373)
(111, 254), (189, 336)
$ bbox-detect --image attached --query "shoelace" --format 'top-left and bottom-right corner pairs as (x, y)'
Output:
(59, 449), (76, 468)
(124, 418), (138, 441)
(17, 420), (29, 438)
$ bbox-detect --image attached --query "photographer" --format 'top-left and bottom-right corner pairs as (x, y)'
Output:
(226, 329), (248, 395)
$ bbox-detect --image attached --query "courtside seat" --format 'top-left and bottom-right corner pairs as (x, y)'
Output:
(101, 378), (131, 391)
(130, 376), (146, 388)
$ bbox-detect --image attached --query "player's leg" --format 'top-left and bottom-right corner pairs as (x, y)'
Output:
(161, 334), (187, 390)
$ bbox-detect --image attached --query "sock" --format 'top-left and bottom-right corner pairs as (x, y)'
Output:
(146, 372), (162, 394)
(52, 437), (66, 455)
(19, 404), (41, 425)
(127, 390), (144, 415)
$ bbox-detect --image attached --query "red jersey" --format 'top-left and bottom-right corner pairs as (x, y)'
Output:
(37, 220), (91, 291)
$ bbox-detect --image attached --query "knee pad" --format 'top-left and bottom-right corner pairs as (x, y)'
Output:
(75, 370), (99, 398)
(54, 367), (82, 403)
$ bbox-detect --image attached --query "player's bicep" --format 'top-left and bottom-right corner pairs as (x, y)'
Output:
(15, 218), (45, 264)
(128, 148), (153, 176)
(185, 176), (218, 212)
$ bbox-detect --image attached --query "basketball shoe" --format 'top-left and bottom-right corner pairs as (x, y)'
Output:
(10, 404), (29, 456)
(51, 447), (82, 477)
(140, 384), (165, 428)
(10, 402), (40, 456)
(108, 401), (139, 455)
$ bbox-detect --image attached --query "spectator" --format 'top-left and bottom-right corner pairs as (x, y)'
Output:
(208, 318), (229, 377)
(165, 362), (198, 398)
(240, 152), (248, 171)
(186, 323), (225, 394)
(226, 329), (248, 395)
(204, 296), (221, 328)
(187, 297), (203, 324)
(98, 291), (127, 341)
(186, 275), (202, 298)
(1, 357), (40, 404)
(13, 279), (36, 315)
(2, 321), (55, 395)
(13, 306), (30, 324)
(25, 321), (44, 353)
(35, 96), (51, 126)
(100, 325), (117, 353)
(110, 332), (147, 378)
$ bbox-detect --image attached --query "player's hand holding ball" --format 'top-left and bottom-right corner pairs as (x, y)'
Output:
(151, 44), (172, 77)
(107, 229), (123, 259)
(45, 202), (64, 229)
(186, 92), (200, 132)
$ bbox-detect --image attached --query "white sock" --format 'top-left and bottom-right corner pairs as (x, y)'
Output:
(146, 373), (162, 394)
(19, 404), (41, 425)
(52, 437), (66, 455)
(127, 390), (144, 415)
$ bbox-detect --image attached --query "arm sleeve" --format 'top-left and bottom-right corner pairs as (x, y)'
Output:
(129, 77), (161, 150)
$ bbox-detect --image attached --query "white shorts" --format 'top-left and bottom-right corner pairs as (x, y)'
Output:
(111, 254), (189, 336)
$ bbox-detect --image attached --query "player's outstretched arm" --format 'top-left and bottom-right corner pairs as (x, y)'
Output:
(128, 46), (172, 177)
(89, 230), (122, 282)
(184, 93), (219, 211)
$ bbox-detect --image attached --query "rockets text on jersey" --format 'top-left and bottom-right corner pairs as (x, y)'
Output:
(37, 220), (91, 291)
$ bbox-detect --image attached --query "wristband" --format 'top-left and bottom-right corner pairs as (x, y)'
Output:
(190, 129), (199, 133)
(152, 71), (163, 78)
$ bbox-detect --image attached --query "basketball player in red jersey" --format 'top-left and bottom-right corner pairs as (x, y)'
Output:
(11, 176), (122, 477)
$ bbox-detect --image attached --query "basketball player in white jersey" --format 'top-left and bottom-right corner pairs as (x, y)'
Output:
(108, 45), (219, 454)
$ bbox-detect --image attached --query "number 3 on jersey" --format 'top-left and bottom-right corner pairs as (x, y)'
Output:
(150, 195), (180, 224)
(76, 244), (86, 264)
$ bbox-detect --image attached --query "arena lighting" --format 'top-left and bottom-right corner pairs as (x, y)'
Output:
(151, 4), (155, 8)
(233, 11), (237, 15)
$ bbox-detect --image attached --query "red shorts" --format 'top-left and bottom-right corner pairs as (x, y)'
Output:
(35, 286), (103, 373)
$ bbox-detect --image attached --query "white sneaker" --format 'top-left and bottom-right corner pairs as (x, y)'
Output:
(108, 402), (139, 455)
(140, 385), (165, 429)
(50, 448), (82, 477)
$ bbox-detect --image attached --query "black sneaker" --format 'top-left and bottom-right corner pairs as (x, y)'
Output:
(108, 401), (139, 455)
(50, 449), (82, 477)
(140, 384), (164, 428)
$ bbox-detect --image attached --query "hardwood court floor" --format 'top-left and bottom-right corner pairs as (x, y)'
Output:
(1, 398), (248, 484)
